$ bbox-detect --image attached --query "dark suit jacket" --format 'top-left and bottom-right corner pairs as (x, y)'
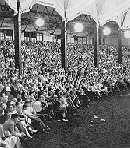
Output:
(3, 119), (15, 136)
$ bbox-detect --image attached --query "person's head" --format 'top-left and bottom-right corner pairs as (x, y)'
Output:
(9, 104), (15, 112)
(8, 101), (16, 112)
(23, 102), (30, 110)
(17, 97), (22, 103)
(1, 103), (6, 110)
(0, 106), (4, 116)
(6, 86), (11, 95)
(11, 114), (19, 123)
(12, 98), (17, 103)
(16, 102), (23, 114)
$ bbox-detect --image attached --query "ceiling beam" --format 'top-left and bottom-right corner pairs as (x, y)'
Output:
(29, 9), (61, 19)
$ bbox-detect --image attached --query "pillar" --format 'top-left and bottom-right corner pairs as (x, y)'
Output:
(13, 0), (22, 76)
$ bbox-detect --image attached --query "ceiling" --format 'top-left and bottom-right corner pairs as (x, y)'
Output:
(0, 0), (97, 35)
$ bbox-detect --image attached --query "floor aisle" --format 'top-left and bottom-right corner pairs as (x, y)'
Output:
(23, 90), (130, 148)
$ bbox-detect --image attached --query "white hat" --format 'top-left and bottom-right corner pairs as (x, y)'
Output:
(6, 86), (11, 92)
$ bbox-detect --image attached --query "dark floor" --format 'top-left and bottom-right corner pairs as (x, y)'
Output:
(23, 90), (130, 148)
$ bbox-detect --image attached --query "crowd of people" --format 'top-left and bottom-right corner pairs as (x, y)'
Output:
(0, 40), (130, 148)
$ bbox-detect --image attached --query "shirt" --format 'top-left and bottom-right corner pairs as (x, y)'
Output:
(23, 107), (34, 116)
(32, 101), (42, 113)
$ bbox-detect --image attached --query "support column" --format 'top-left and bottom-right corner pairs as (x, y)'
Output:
(60, 21), (67, 71)
(118, 29), (122, 64)
(13, 0), (22, 76)
(117, 11), (128, 64)
(94, 23), (99, 67)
